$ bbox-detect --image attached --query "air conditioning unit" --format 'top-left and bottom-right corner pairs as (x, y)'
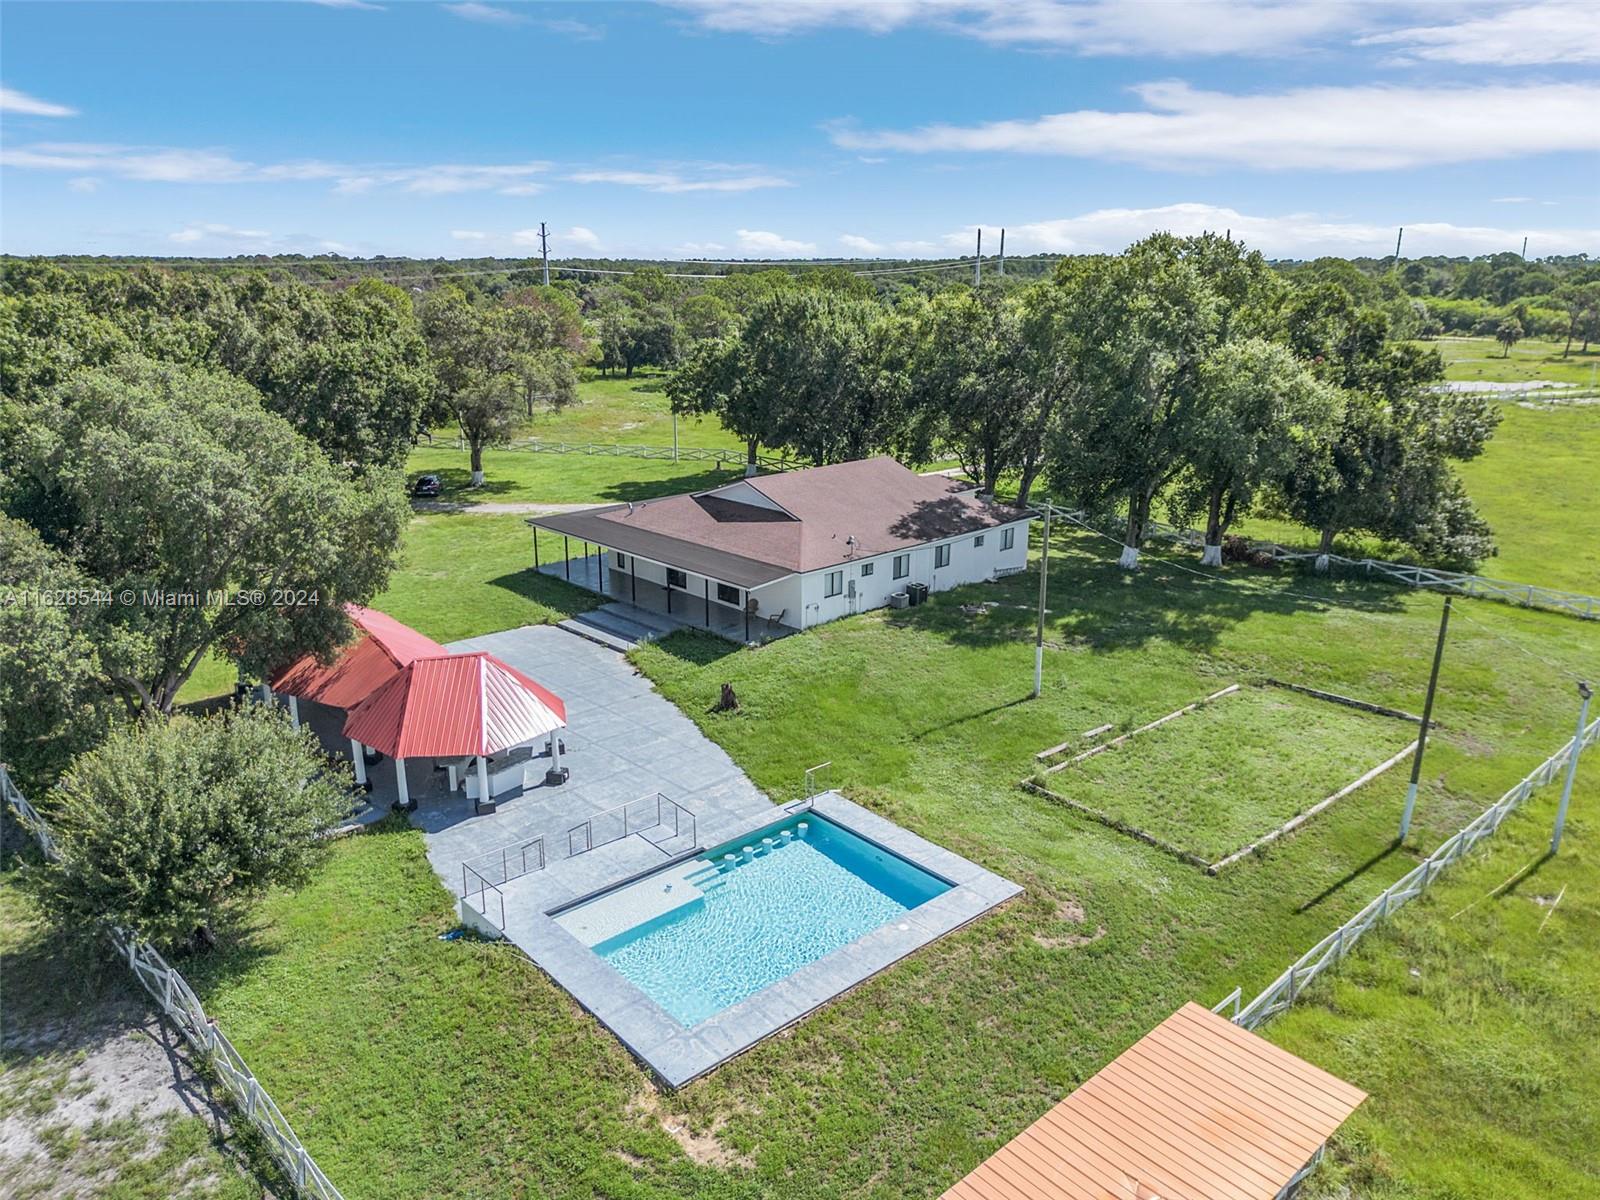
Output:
(889, 591), (910, 609)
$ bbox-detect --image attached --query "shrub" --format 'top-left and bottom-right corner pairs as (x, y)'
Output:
(28, 704), (353, 951)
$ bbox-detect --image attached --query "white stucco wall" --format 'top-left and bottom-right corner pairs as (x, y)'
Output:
(796, 519), (1030, 629)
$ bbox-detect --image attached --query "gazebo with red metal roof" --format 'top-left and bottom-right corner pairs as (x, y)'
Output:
(342, 652), (568, 809)
(266, 605), (448, 787)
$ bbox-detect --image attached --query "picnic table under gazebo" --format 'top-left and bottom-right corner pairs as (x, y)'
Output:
(341, 651), (568, 811)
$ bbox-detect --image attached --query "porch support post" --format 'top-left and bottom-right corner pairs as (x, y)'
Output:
(394, 756), (410, 809)
(564, 536), (570, 580)
(287, 694), (300, 730)
(446, 762), (459, 792)
(533, 527), (540, 570)
(705, 579), (711, 627)
(350, 739), (368, 786)
(476, 755), (490, 807)
(631, 563), (637, 604)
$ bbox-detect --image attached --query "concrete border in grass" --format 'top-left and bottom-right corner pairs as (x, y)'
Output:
(469, 791), (1021, 1089)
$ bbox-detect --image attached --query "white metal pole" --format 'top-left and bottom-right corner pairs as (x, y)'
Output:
(350, 739), (367, 786)
(1033, 504), (1051, 700)
(1551, 682), (1592, 855)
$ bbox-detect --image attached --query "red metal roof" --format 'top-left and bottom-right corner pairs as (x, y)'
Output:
(941, 1003), (1366, 1200)
(269, 605), (448, 710)
(341, 652), (567, 759)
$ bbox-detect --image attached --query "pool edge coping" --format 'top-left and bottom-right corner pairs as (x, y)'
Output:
(477, 790), (1022, 1089)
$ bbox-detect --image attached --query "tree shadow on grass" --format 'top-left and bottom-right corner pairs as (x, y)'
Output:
(410, 466), (519, 503)
(595, 464), (746, 503)
(485, 569), (604, 622)
(886, 534), (1409, 654)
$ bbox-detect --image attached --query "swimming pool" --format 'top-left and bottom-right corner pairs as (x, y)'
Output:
(554, 813), (952, 1028)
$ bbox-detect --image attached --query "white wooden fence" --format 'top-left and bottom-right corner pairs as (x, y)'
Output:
(1134, 516), (1600, 621)
(1, 763), (345, 1200)
(1214, 714), (1600, 1031)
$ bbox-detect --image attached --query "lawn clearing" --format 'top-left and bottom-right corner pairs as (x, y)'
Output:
(173, 527), (1600, 1199)
(1269, 766), (1600, 1200)
(1033, 685), (1419, 865)
(1425, 335), (1600, 388)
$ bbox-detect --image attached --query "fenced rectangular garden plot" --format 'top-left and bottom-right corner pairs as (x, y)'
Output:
(1030, 686), (1418, 867)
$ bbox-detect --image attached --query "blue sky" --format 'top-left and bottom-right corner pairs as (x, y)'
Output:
(2, 1), (1596, 260)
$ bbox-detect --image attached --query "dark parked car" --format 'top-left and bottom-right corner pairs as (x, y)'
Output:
(412, 474), (442, 498)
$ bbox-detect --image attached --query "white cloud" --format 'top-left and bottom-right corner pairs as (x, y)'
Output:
(306, 0), (386, 10)
(1, 142), (551, 195)
(67, 177), (101, 193)
(1359, 2), (1600, 65)
(666, 0), (1362, 56)
(450, 229), (490, 240)
(831, 81), (1600, 171)
(563, 225), (603, 250)
(949, 202), (1600, 258)
(839, 234), (884, 253)
(736, 229), (817, 254)
(170, 223), (273, 245)
(674, 241), (728, 255)
(442, 2), (527, 25)
(542, 17), (605, 39)
(0, 86), (77, 117)
(566, 168), (791, 193)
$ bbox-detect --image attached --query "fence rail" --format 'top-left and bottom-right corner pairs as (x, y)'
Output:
(1085, 512), (1600, 622)
(0, 763), (344, 1200)
(489, 436), (800, 472)
(567, 791), (697, 858)
(1214, 714), (1599, 1031)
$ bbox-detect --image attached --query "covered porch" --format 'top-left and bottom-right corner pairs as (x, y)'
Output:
(530, 525), (795, 645)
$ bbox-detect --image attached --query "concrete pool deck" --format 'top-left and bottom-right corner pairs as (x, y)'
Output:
(465, 791), (1022, 1088)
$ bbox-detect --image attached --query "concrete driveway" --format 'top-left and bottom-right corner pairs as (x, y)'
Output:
(410, 625), (772, 898)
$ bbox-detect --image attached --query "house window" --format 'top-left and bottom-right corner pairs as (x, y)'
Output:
(667, 568), (687, 589)
(825, 570), (843, 597)
(893, 554), (909, 579)
(1001, 526), (1016, 550)
(974, 534), (986, 548)
(934, 544), (951, 569)
(614, 552), (629, 570)
(860, 562), (874, 577)
(716, 582), (740, 605)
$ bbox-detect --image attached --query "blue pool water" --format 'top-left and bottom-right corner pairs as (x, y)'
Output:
(589, 815), (950, 1027)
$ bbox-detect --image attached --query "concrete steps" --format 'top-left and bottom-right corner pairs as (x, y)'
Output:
(556, 602), (686, 652)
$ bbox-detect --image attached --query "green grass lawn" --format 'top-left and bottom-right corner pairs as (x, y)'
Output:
(175, 529), (1600, 1199)
(404, 444), (747, 506)
(373, 512), (597, 644)
(1273, 777), (1600, 1200)
(1042, 685), (1418, 863)
(1426, 335), (1600, 388)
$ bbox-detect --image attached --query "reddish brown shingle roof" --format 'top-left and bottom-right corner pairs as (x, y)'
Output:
(530, 457), (1028, 586)
(941, 1003), (1366, 1200)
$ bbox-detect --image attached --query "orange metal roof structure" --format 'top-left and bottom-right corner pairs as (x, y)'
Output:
(342, 652), (567, 760)
(269, 605), (448, 710)
(942, 1002), (1366, 1200)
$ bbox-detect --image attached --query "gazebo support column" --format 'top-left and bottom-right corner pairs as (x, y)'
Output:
(394, 756), (410, 810)
(545, 732), (567, 786)
(287, 694), (300, 730)
(350, 739), (368, 787)
(476, 755), (490, 807)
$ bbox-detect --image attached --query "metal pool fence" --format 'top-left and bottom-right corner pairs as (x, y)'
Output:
(0, 763), (344, 1200)
(1213, 714), (1600, 1031)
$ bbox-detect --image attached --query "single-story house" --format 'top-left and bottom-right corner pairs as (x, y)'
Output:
(528, 457), (1032, 637)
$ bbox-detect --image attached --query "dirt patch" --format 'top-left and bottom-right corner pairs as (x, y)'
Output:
(628, 1088), (753, 1170)
(1054, 897), (1086, 924)
(1032, 924), (1106, 950)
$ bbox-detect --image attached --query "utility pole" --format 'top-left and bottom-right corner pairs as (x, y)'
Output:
(1521, 235), (1529, 261)
(1394, 226), (1404, 265)
(1551, 680), (1593, 855)
(974, 228), (982, 286)
(1400, 596), (1451, 841)
(998, 228), (1006, 276)
(539, 221), (550, 286)
(1033, 502), (1053, 699)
